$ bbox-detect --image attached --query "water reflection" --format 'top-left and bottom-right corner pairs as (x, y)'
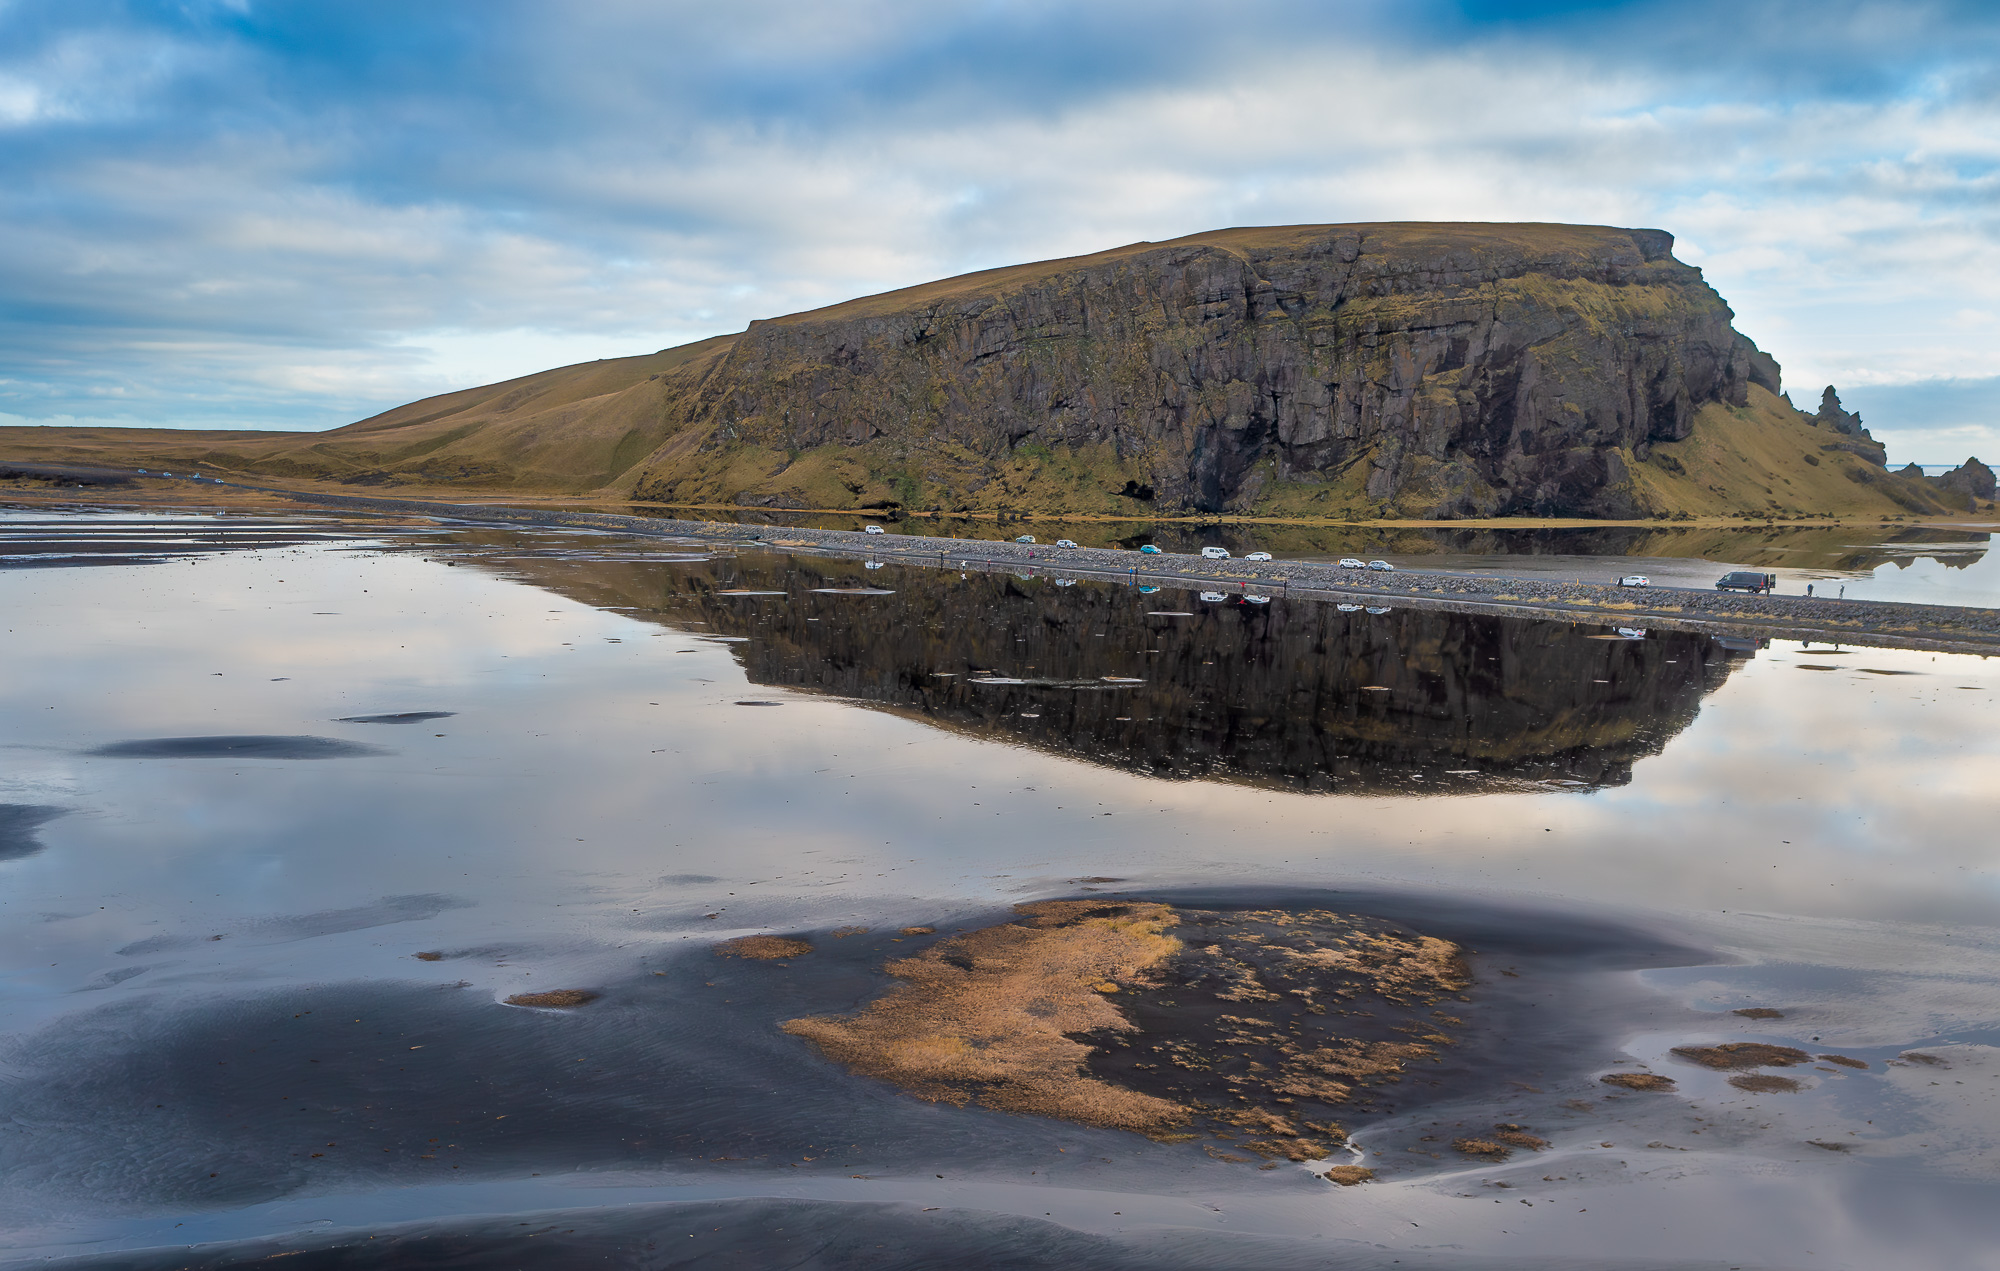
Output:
(473, 547), (1741, 794)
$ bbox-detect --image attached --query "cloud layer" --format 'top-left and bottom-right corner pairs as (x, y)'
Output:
(2, 0), (1997, 459)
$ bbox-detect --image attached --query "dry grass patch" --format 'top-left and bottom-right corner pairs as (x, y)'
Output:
(1670, 1042), (1811, 1070)
(504, 989), (599, 1008)
(1324, 1165), (1375, 1185)
(1732, 1007), (1784, 1019)
(1819, 1054), (1869, 1070)
(782, 900), (1189, 1134)
(717, 935), (813, 960)
(1600, 1072), (1676, 1092)
(1454, 1137), (1511, 1159)
(1729, 1073), (1804, 1093)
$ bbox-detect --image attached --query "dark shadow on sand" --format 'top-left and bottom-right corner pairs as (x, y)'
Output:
(0, 804), (67, 861)
(85, 736), (392, 759)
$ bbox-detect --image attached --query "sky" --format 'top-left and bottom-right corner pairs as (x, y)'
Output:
(1, 0), (1997, 464)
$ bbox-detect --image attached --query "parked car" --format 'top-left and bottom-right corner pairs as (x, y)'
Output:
(1716, 570), (1776, 593)
(1615, 626), (1648, 639)
(1053, 577), (1076, 586)
(1338, 557), (1366, 569)
(1365, 606), (1393, 615)
(1336, 603), (1364, 613)
(1138, 544), (1162, 554)
(1055, 539), (1078, 549)
(1198, 591), (1228, 603)
(864, 561), (884, 569)
(1366, 560), (1394, 572)
(863, 525), (885, 534)
(1617, 574), (1650, 588)
(1015, 535), (1036, 544)
(1201, 546), (1231, 559)
(1136, 585), (1161, 594)
(1245, 551), (1272, 561)
(1241, 595), (1271, 605)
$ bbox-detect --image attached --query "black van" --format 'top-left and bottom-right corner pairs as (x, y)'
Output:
(1716, 570), (1777, 593)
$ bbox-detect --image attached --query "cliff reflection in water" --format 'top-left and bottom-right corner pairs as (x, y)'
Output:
(488, 546), (1741, 794)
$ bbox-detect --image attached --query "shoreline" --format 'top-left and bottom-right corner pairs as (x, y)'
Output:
(9, 479), (2000, 655)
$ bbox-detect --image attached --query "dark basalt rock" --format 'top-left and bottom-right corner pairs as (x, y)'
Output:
(639, 223), (1780, 518)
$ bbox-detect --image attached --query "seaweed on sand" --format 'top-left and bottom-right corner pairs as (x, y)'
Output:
(718, 935), (813, 960)
(503, 989), (600, 1008)
(781, 901), (1188, 1133)
(1669, 1043), (1811, 1070)
(783, 901), (1476, 1163)
(1729, 1073), (1804, 1093)
(1600, 1072), (1676, 1091)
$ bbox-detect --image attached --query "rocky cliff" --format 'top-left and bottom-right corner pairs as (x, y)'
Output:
(630, 223), (1779, 518)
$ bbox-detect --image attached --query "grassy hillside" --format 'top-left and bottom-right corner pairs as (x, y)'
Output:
(1629, 385), (1963, 518)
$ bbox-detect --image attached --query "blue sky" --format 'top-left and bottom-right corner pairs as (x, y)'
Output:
(2, 0), (1997, 463)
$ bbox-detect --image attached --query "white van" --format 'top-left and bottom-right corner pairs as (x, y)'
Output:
(1200, 546), (1231, 560)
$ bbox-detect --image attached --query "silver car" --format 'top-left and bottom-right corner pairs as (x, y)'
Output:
(1366, 560), (1394, 572)
(1338, 557), (1366, 569)
(1617, 574), (1650, 588)
(1055, 539), (1079, 549)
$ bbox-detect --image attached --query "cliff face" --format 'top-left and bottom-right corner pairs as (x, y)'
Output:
(632, 223), (1780, 518)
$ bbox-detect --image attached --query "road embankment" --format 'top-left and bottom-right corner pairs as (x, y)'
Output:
(220, 485), (2000, 657)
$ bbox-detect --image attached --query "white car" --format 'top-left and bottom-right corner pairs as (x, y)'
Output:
(1336, 603), (1364, 612)
(863, 525), (885, 534)
(1617, 574), (1650, 588)
(1365, 606), (1393, 615)
(1366, 560), (1395, 572)
(864, 561), (885, 569)
(1200, 546), (1231, 559)
(1337, 557), (1366, 569)
(1053, 577), (1077, 587)
(1055, 539), (1079, 549)
(1245, 551), (1272, 561)
(1198, 591), (1228, 602)
(1615, 626), (1648, 639)
(1015, 535), (1036, 544)
(1242, 595), (1271, 605)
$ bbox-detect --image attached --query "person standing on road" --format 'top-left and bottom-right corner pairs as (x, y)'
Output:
(1807, 583), (1815, 597)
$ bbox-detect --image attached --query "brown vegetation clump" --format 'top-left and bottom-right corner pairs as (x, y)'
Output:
(1670, 1042), (1812, 1070)
(717, 935), (813, 960)
(1491, 1124), (1549, 1151)
(781, 900), (1190, 1133)
(412, 951), (444, 962)
(1819, 1054), (1869, 1069)
(1324, 1165), (1375, 1186)
(1454, 1137), (1511, 1159)
(1600, 1072), (1677, 1092)
(1732, 1007), (1784, 1019)
(901, 927), (935, 936)
(504, 989), (599, 1008)
(1729, 1073), (1804, 1093)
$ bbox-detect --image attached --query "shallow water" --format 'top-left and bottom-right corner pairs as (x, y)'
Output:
(3, 506), (1999, 1269)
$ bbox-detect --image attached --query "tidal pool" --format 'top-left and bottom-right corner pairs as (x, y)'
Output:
(2, 506), (1998, 1270)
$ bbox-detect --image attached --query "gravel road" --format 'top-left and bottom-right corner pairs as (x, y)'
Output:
(142, 481), (2000, 656)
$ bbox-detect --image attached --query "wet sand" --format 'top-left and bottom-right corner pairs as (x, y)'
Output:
(4, 504), (1999, 1269)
